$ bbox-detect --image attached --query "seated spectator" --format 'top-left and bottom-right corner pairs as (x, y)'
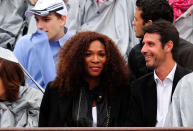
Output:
(164, 72), (193, 127)
(66, 0), (138, 57)
(14, 0), (71, 89)
(0, 49), (43, 127)
(39, 31), (130, 127)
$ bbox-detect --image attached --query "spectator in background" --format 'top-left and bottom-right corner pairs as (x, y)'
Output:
(14, 0), (71, 89)
(170, 0), (193, 43)
(0, 0), (36, 50)
(169, 0), (193, 21)
(128, 0), (193, 82)
(66, 0), (138, 57)
(39, 31), (130, 127)
(0, 47), (42, 127)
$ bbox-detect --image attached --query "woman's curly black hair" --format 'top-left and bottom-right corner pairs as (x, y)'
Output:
(51, 31), (129, 95)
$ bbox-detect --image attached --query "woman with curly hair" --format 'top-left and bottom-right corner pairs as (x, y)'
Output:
(39, 31), (130, 127)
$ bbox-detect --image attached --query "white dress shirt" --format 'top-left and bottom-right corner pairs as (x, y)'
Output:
(154, 63), (177, 127)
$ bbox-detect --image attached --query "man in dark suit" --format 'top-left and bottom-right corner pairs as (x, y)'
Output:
(128, 0), (193, 82)
(128, 20), (191, 127)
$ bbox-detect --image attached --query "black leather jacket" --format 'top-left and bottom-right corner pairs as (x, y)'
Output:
(39, 82), (130, 127)
(71, 84), (111, 127)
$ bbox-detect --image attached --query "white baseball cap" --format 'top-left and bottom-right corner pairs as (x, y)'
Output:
(25, 0), (67, 17)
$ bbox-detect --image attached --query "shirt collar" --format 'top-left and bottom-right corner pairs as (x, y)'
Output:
(54, 29), (71, 47)
(154, 63), (177, 83)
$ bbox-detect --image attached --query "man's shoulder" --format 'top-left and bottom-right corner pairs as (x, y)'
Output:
(128, 42), (143, 60)
(134, 72), (154, 83)
(179, 38), (193, 49)
(131, 72), (154, 91)
(17, 34), (32, 43)
(131, 43), (143, 51)
(130, 72), (156, 100)
(15, 34), (33, 48)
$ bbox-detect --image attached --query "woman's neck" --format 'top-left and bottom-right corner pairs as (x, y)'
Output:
(85, 77), (100, 90)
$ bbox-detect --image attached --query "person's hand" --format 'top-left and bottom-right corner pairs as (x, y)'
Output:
(30, 0), (37, 5)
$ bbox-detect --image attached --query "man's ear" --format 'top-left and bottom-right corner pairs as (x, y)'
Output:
(147, 20), (152, 24)
(144, 20), (152, 26)
(164, 40), (174, 52)
(60, 15), (66, 26)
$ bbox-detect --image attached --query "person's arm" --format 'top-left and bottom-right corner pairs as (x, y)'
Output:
(127, 83), (144, 126)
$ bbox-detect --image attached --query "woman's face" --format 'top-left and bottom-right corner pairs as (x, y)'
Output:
(84, 40), (107, 78)
(0, 78), (6, 100)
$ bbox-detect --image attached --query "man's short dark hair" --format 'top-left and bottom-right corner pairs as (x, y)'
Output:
(143, 20), (179, 61)
(136, 0), (173, 23)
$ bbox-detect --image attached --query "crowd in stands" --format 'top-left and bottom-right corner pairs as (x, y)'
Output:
(0, 0), (193, 128)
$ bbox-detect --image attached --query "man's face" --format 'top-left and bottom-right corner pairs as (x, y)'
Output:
(35, 13), (66, 42)
(141, 33), (166, 68)
(132, 8), (145, 38)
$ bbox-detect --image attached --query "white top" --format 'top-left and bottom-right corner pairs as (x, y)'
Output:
(92, 107), (97, 127)
(154, 63), (177, 127)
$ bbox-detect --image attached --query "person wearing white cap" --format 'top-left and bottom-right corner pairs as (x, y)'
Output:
(14, 0), (71, 89)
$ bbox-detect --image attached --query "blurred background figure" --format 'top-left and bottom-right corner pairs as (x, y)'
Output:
(39, 31), (130, 127)
(170, 0), (193, 43)
(66, 0), (138, 58)
(0, 47), (43, 127)
(0, 0), (36, 50)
